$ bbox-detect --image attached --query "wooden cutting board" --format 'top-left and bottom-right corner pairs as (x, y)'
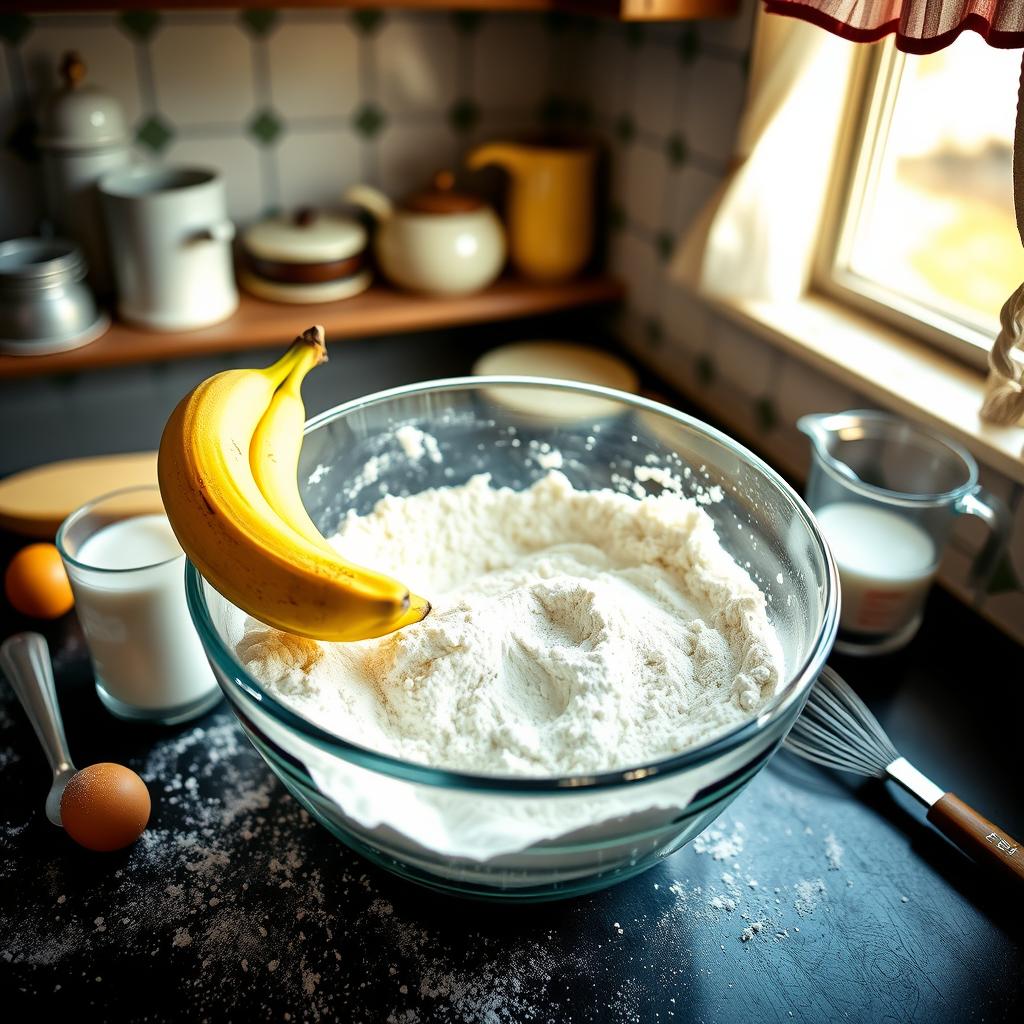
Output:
(0, 451), (159, 539)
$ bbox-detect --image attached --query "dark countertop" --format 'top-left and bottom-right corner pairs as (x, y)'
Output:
(1, 570), (1022, 1022)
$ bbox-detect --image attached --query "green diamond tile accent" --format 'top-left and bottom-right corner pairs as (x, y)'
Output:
(249, 108), (281, 146)
(625, 24), (645, 49)
(665, 133), (688, 167)
(448, 98), (479, 136)
(452, 12), (483, 35)
(0, 13), (32, 45)
(119, 11), (160, 41)
(353, 103), (385, 139)
(539, 95), (568, 127)
(755, 397), (778, 432)
(135, 115), (174, 154)
(655, 231), (674, 264)
(696, 354), (716, 386)
(645, 318), (664, 348)
(614, 114), (635, 145)
(6, 117), (38, 163)
(677, 27), (700, 65)
(608, 203), (626, 234)
(984, 553), (1022, 596)
(240, 10), (278, 37)
(352, 10), (384, 35)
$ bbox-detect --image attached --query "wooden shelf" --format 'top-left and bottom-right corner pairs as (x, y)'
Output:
(0, 276), (624, 380)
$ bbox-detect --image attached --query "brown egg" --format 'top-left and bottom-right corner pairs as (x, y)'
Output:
(60, 762), (151, 852)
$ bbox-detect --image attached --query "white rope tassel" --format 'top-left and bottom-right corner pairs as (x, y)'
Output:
(981, 282), (1024, 425)
(981, 52), (1024, 427)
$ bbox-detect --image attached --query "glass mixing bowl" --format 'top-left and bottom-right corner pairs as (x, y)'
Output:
(186, 378), (838, 902)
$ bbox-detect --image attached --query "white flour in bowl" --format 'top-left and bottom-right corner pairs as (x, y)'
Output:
(235, 470), (783, 777)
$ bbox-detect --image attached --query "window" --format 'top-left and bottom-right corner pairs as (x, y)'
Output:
(816, 35), (1024, 370)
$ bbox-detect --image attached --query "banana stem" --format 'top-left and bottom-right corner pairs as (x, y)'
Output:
(280, 328), (328, 398)
(294, 325), (328, 372)
(264, 326), (328, 391)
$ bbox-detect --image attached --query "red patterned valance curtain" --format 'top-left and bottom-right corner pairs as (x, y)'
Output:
(764, 0), (1024, 52)
(762, 1), (1024, 426)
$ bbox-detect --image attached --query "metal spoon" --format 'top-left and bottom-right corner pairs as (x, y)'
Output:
(0, 632), (76, 826)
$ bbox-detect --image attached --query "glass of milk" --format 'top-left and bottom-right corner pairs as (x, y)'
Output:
(56, 485), (220, 723)
(798, 411), (1008, 656)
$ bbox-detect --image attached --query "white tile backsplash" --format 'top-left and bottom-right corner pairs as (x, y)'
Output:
(267, 20), (360, 120)
(699, 0), (758, 53)
(21, 21), (143, 131)
(622, 140), (668, 232)
(631, 34), (679, 139)
(666, 164), (721, 241)
(660, 282), (713, 354)
(680, 55), (746, 164)
(274, 126), (363, 212)
(776, 357), (864, 425)
(375, 116), (459, 198)
(581, 27), (631, 119)
(377, 17), (458, 114)
(151, 23), (254, 126)
(472, 16), (549, 112)
(161, 135), (264, 223)
(610, 229), (661, 318)
(712, 314), (778, 399)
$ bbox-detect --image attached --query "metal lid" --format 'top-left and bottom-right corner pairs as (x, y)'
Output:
(37, 52), (128, 151)
(0, 237), (87, 289)
(401, 171), (485, 214)
(242, 209), (368, 264)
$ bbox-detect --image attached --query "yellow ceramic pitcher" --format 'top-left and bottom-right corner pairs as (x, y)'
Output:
(467, 142), (596, 283)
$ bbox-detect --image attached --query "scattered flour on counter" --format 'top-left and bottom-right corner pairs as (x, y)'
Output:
(692, 827), (746, 862)
(824, 832), (844, 870)
(793, 878), (827, 917)
(739, 921), (764, 943)
(236, 471), (784, 776)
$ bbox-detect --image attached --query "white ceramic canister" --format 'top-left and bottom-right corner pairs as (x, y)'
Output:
(37, 52), (131, 294)
(99, 165), (238, 331)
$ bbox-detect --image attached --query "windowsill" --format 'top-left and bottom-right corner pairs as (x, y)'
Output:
(706, 289), (1024, 485)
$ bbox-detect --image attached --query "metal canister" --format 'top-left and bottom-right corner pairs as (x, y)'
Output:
(0, 237), (109, 355)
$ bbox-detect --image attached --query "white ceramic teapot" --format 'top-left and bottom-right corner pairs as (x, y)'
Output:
(345, 172), (505, 296)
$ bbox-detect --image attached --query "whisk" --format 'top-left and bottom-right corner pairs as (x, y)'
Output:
(786, 667), (1024, 883)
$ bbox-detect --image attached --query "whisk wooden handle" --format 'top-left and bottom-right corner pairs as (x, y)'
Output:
(927, 794), (1024, 883)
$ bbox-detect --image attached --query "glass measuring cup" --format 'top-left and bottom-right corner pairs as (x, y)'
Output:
(798, 410), (1008, 656)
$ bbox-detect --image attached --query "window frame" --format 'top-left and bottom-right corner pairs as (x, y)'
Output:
(812, 40), (1003, 374)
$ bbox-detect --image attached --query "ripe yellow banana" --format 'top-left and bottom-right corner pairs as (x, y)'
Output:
(249, 332), (432, 630)
(158, 327), (428, 641)
(250, 334), (332, 551)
